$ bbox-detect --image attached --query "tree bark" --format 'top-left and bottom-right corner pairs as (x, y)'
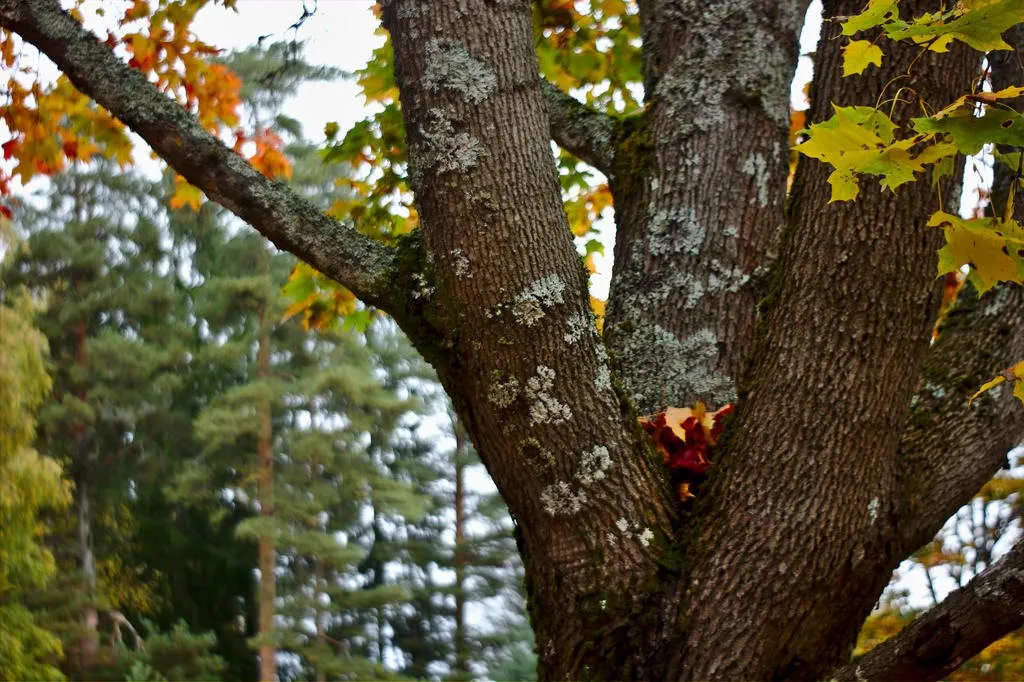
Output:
(606, 0), (807, 415)
(832, 537), (1024, 682)
(671, 4), (979, 677)
(381, 3), (678, 677)
(5, 0), (1024, 678)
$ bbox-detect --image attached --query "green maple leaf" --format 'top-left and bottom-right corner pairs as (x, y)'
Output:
(842, 40), (885, 76)
(885, 0), (1021, 53)
(929, 211), (1024, 294)
(796, 106), (936, 201)
(840, 0), (899, 36)
(914, 108), (1024, 155)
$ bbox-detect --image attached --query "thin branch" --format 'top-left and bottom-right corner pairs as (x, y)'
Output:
(106, 610), (144, 650)
(832, 537), (1024, 682)
(540, 78), (617, 176)
(0, 0), (402, 312)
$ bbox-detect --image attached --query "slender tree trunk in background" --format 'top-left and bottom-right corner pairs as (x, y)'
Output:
(370, 507), (386, 666)
(71, 176), (99, 670)
(314, 558), (326, 682)
(256, 307), (276, 682)
(74, 473), (99, 668)
(453, 424), (468, 679)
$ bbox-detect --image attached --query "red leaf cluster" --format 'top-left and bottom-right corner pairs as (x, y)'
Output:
(640, 403), (733, 501)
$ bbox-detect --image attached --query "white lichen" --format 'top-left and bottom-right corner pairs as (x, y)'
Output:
(539, 444), (615, 517)
(411, 271), (434, 300)
(595, 364), (612, 392)
(576, 445), (612, 485)
(416, 109), (486, 178)
(682, 273), (705, 308)
(512, 275), (565, 327)
(563, 312), (591, 344)
(647, 207), (706, 257)
(707, 259), (750, 294)
(867, 497), (880, 524)
(488, 375), (520, 408)
(638, 527), (655, 547)
(742, 152), (773, 207)
(524, 365), (571, 425)
(923, 381), (947, 400)
(397, 4), (425, 19)
(652, 7), (793, 134)
(520, 437), (557, 470)
(983, 287), (1011, 316)
(610, 323), (736, 412)
(540, 481), (588, 516)
(423, 38), (497, 105)
(616, 517), (630, 532)
(450, 248), (471, 278)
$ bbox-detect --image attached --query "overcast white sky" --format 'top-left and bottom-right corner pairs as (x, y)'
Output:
(194, 1), (382, 142)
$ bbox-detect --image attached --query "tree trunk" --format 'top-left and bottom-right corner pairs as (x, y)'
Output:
(453, 423), (468, 679)
(74, 473), (99, 668)
(314, 558), (326, 682)
(71, 173), (99, 668)
(257, 307), (276, 682)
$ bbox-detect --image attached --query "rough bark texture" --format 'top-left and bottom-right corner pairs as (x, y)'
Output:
(667, 2), (980, 677)
(380, 4), (678, 676)
(5, 0), (1024, 679)
(833, 538), (1024, 682)
(603, 0), (807, 418)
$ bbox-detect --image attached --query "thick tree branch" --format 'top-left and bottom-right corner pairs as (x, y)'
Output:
(670, 5), (979, 676)
(833, 537), (1024, 682)
(540, 79), (617, 176)
(0, 0), (403, 313)
(894, 284), (1024, 559)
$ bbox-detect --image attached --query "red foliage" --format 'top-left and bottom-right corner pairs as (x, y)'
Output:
(640, 403), (733, 501)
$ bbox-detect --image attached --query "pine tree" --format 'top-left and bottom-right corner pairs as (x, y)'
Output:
(3, 164), (193, 677)
(342, 334), (534, 680)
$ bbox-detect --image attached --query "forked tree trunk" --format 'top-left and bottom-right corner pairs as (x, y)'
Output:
(379, 0), (983, 678)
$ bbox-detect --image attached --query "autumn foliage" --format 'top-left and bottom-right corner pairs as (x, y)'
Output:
(640, 403), (733, 501)
(0, 0), (293, 218)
